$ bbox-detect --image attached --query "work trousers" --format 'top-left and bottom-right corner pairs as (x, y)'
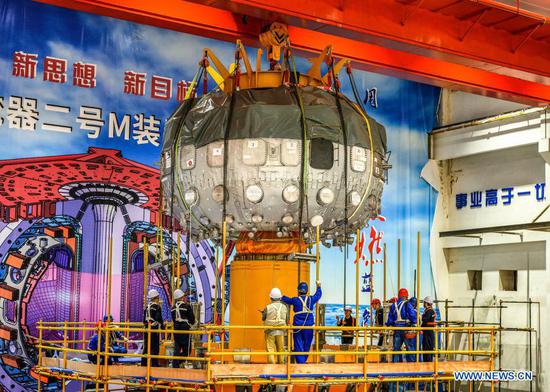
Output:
(141, 329), (160, 367)
(293, 328), (313, 364)
(173, 331), (192, 368)
(341, 335), (354, 345)
(265, 333), (286, 364)
(422, 330), (435, 362)
(392, 330), (416, 363)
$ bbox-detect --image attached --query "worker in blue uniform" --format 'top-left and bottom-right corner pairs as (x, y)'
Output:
(103, 315), (128, 358)
(87, 332), (113, 364)
(281, 280), (322, 363)
(386, 288), (417, 363)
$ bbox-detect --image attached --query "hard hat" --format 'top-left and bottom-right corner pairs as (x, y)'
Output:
(103, 315), (113, 322)
(398, 288), (409, 298)
(270, 287), (282, 300)
(147, 289), (160, 299)
(410, 297), (418, 308)
(344, 306), (352, 312)
(371, 298), (381, 306)
(389, 297), (398, 303)
(174, 289), (185, 301)
(423, 296), (434, 305)
(297, 282), (308, 293)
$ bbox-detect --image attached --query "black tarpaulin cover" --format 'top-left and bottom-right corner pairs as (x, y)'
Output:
(162, 85), (387, 154)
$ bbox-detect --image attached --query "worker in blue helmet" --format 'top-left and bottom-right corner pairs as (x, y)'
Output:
(281, 280), (322, 363)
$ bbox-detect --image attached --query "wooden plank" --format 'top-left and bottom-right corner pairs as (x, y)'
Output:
(41, 357), (490, 381)
(210, 361), (491, 377)
(42, 357), (206, 381)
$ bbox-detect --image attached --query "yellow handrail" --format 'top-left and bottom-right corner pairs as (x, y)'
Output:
(35, 321), (496, 390)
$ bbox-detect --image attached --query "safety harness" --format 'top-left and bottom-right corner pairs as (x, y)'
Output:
(145, 303), (160, 328)
(265, 302), (286, 326)
(294, 296), (313, 316)
(395, 300), (409, 325)
(174, 302), (192, 326)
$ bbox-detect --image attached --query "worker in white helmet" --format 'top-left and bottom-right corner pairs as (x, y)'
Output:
(261, 287), (289, 364)
(141, 289), (164, 367)
(171, 289), (196, 368)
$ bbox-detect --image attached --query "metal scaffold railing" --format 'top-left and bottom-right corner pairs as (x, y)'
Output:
(34, 321), (498, 392)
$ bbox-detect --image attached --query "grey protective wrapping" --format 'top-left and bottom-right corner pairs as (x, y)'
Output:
(161, 85), (388, 244)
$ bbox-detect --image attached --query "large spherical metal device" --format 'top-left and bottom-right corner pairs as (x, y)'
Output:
(161, 40), (388, 245)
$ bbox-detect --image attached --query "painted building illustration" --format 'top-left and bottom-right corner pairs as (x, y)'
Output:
(0, 147), (217, 391)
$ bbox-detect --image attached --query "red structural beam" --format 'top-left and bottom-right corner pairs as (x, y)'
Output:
(34, 0), (550, 105)
(212, 0), (550, 80)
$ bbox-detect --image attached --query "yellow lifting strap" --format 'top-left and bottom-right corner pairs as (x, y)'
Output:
(206, 66), (225, 90)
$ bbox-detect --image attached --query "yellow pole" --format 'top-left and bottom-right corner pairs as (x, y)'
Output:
(146, 322), (152, 392)
(37, 320), (43, 392)
(171, 244), (176, 299)
(106, 237), (113, 319)
(286, 327), (291, 378)
(416, 232), (421, 363)
(206, 331), (212, 381)
(103, 322), (110, 392)
(95, 323), (101, 389)
(143, 239), (149, 307)
(369, 245), (373, 346)
(383, 243), (387, 303)
(213, 246), (219, 325)
(490, 329), (495, 392)
(362, 326), (367, 392)
(221, 220), (227, 363)
(434, 325), (439, 391)
(397, 238), (401, 291)
(63, 320), (68, 370)
(315, 224), (320, 363)
(177, 231), (181, 289)
(355, 228), (360, 363)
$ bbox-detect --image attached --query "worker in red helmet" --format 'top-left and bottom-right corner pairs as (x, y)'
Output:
(386, 288), (417, 363)
(371, 299), (384, 347)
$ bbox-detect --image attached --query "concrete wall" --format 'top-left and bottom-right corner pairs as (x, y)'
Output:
(427, 95), (548, 391)
(438, 89), (529, 127)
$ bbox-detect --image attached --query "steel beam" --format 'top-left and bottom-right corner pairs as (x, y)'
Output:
(34, 0), (550, 105)
(201, 0), (550, 81)
(429, 107), (548, 160)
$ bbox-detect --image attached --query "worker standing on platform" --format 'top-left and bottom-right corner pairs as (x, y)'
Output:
(421, 296), (436, 362)
(171, 289), (196, 368)
(142, 289), (164, 367)
(262, 287), (289, 364)
(282, 281), (322, 363)
(371, 299), (384, 347)
(336, 306), (356, 345)
(386, 288), (417, 363)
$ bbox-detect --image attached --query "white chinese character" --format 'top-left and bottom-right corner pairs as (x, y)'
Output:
(77, 106), (105, 139)
(108, 113), (131, 140)
(133, 114), (161, 146)
(43, 104), (72, 133)
(7, 96), (38, 131)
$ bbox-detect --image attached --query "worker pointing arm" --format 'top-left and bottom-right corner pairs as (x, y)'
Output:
(281, 281), (322, 363)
